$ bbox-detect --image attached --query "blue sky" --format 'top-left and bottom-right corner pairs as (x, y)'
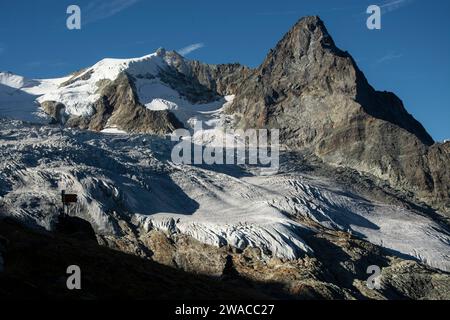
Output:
(0, 0), (448, 141)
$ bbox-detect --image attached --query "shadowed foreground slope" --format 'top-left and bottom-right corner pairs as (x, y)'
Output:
(0, 219), (267, 299)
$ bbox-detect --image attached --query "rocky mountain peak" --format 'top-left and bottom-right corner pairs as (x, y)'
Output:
(233, 15), (433, 146)
(227, 16), (446, 212)
(156, 47), (167, 57)
(276, 16), (339, 55)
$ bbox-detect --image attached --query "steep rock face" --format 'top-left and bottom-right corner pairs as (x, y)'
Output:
(40, 101), (66, 124)
(101, 73), (183, 134)
(161, 50), (252, 97)
(58, 73), (183, 134)
(426, 142), (450, 210)
(185, 61), (252, 96)
(228, 16), (448, 212)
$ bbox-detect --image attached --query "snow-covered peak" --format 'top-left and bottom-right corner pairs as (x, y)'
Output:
(87, 51), (164, 82)
(80, 48), (187, 82)
(0, 49), (201, 126)
(29, 50), (186, 117)
(0, 71), (37, 89)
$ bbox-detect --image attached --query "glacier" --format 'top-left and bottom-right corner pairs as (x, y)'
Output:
(0, 117), (449, 271)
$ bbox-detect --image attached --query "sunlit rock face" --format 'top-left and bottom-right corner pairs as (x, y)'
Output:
(227, 16), (448, 214)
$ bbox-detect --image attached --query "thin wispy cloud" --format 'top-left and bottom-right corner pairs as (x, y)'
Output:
(84, 0), (141, 25)
(358, 0), (413, 17)
(178, 43), (205, 56)
(380, 0), (413, 14)
(377, 52), (403, 64)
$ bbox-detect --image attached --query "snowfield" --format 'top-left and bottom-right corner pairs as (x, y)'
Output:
(0, 72), (68, 123)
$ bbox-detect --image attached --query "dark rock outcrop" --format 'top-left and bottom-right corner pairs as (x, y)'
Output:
(162, 50), (252, 97)
(55, 215), (97, 243)
(59, 68), (93, 88)
(101, 218), (450, 300)
(184, 60), (252, 96)
(40, 101), (66, 124)
(66, 72), (183, 134)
